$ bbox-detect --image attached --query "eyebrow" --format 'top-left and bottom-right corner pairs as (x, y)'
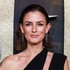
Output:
(24, 21), (32, 23)
(24, 21), (45, 24)
(36, 21), (45, 23)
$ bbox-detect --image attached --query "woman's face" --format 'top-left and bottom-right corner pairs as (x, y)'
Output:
(20, 11), (51, 44)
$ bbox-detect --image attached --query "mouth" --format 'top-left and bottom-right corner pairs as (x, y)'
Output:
(30, 35), (39, 38)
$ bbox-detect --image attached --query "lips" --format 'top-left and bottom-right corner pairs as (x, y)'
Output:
(30, 35), (39, 38)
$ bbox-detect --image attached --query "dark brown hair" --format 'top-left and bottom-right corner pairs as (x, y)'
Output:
(15, 4), (53, 52)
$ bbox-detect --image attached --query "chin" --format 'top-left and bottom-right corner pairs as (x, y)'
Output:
(27, 37), (43, 44)
(29, 42), (41, 45)
(28, 40), (42, 45)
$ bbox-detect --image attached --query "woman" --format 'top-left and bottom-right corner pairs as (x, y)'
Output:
(0, 4), (69, 70)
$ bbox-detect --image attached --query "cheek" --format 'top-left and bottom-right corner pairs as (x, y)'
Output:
(22, 29), (29, 40)
(23, 27), (32, 40)
(23, 27), (31, 34)
(23, 29), (30, 40)
(38, 27), (46, 39)
(38, 27), (46, 34)
(38, 29), (46, 40)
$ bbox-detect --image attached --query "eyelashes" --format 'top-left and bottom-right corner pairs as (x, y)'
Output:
(38, 23), (43, 26)
(25, 22), (44, 26)
(25, 23), (31, 26)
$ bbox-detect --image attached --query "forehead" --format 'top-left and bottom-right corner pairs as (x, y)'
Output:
(23, 11), (46, 21)
(25, 11), (45, 16)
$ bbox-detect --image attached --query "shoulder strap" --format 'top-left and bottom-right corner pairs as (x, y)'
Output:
(24, 48), (48, 70)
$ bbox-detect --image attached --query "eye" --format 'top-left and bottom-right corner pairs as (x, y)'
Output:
(38, 23), (43, 26)
(25, 23), (31, 26)
(37, 22), (44, 26)
(24, 22), (32, 26)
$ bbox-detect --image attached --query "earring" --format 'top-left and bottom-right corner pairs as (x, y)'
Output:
(45, 33), (48, 42)
(22, 33), (24, 43)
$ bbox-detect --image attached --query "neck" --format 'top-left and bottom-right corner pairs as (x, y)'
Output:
(26, 42), (44, 55)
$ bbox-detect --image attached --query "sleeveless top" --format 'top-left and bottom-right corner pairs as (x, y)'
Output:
(24, 48), (67, 70)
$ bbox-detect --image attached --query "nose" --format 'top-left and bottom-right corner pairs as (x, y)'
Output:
(32, 24), (37, 33)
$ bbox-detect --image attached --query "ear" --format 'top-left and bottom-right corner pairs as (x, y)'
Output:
(20, 23), (24, 33)
(45, 23), (51, 33)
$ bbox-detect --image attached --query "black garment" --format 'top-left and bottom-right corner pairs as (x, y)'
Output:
(24, 48), (67, 70)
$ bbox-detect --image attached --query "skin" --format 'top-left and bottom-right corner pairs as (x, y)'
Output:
(0, 11), (69, 70)
(20, 11), (51, 46)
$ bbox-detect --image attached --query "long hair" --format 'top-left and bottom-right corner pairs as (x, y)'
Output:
(15, 4), (53, 53)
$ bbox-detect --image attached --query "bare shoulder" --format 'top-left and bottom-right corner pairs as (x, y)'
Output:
(0, 51), (28, 70)
(0, 51), (28, 66)
(64, 58), (69, 70)
(0, 55), (18, 67)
